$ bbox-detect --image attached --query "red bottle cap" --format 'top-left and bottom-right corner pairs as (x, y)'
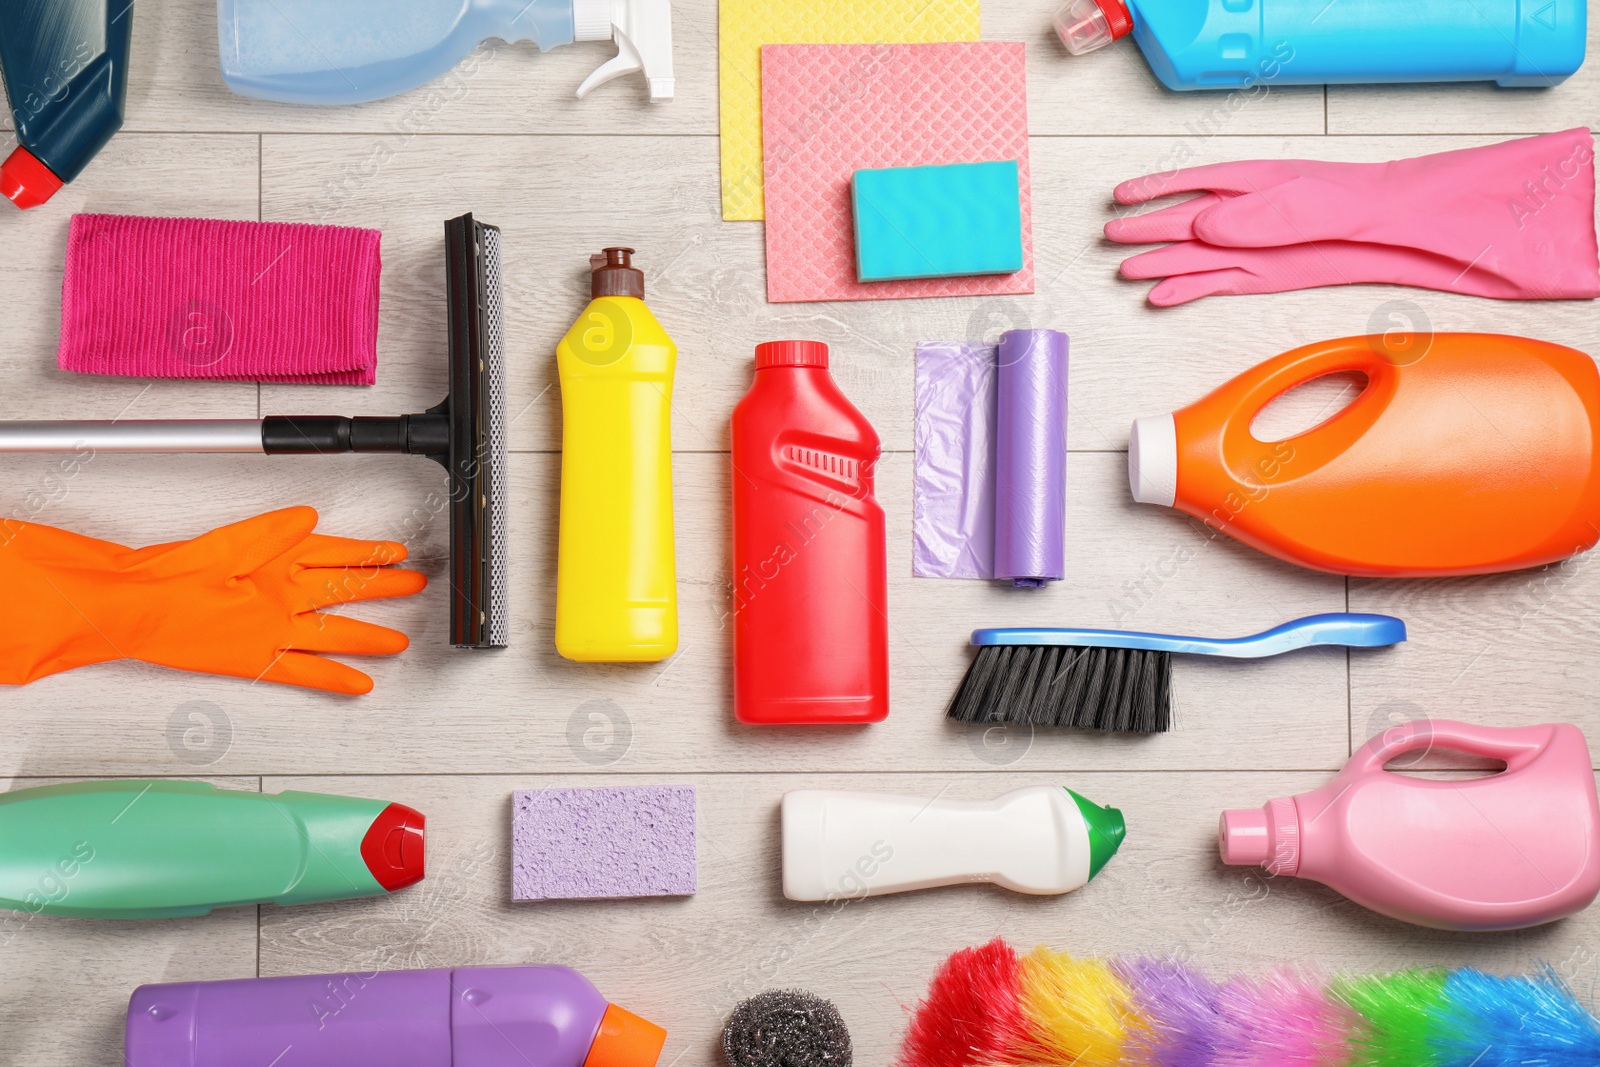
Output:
(755, 340), (829, 369)
(1, 147), (65, 210)
(1096, 0), (1134, 39)
(360, 802), (427, 891)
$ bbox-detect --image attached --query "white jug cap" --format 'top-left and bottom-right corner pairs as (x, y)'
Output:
(1128, 413), (1177, 507)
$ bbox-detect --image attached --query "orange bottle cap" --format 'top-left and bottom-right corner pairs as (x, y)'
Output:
(583, 1003), (667, 1067)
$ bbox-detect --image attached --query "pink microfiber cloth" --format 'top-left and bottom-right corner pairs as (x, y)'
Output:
(761, 42), (1033, 303)
(58, 213), (382, 384)
(512, 785), (697, 901)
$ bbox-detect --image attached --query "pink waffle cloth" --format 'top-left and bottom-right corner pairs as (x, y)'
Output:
(761, 42), (1033, 303)
(58, 214), (382, 384)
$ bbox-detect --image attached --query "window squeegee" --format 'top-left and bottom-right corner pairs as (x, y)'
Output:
(0, 213), (508, 649)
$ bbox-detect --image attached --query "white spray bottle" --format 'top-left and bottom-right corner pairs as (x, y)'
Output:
(781, 785), (1126, 901)
(219, 0), (674, 105)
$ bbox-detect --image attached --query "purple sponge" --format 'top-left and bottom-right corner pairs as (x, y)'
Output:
(512, 785), (697, 901)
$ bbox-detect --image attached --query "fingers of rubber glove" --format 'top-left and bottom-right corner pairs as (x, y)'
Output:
(1118, 241), (1257, 279)
(1146, 267), (1313, 306)
(1120, 239), (1413, 282)
(291, 612), (411, 656)
(296, 562), (428, 610)
(256, 649), (376, 695)
(1132, 241), (1530, 305)
(1112, 160), (1296, 204)
(1192, 176), (1366, 248)
(1130, 242), (1367, 304)
(146, 507), (320, 577)
(292, 534), (411, 569)
(1105, 193), (1232, 244)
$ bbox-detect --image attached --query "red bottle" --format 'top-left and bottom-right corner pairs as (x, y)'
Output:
(731, 341), (888, 724)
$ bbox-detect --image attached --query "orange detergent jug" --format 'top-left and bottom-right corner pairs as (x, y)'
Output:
(1128, 333), (1600, 577)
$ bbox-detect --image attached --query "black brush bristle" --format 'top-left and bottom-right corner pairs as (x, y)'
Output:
(947, 643), (1174, 733)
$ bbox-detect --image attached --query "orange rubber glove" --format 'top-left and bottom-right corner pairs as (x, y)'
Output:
(0, 506), (425, 694)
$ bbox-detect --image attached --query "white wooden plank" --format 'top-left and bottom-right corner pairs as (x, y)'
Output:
(122, 0), (715, 135)
(258, 132), (1600, 457)
(1349, 564), (1600, 758)
(0, 448), (1351, 777)
(100, 0), (1326, 140)
(983, 4), (1326, 136)
(260, 771), (1600, 1067)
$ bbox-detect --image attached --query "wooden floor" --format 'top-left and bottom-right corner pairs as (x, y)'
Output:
(3, 2), (1600, 1063)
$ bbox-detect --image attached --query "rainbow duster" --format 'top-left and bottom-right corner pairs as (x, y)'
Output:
(897, 940), (1600, 1067)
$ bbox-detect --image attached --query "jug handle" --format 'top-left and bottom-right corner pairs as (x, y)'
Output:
(1213, 336), (1406, 484)
(1350, 719), (1550, 775)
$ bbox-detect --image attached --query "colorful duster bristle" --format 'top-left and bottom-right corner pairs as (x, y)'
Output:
(898, 939), (1027, 1067)
(898, 940), (1600, 1067)
(1209, 970), (1352, 1067)
(1014, 948), (1137, 1067)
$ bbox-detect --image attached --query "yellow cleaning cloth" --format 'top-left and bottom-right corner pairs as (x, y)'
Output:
(717, 0), (982, 221)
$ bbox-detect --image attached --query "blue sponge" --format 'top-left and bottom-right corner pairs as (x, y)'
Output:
(852, 161), (1023, 282)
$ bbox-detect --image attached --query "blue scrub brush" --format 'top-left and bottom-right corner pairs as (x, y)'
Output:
(946, 613), (1405, 733)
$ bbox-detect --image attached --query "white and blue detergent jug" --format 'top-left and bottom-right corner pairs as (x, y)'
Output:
(1053, 0), (1584, 89)
(219, 0), (673, 104)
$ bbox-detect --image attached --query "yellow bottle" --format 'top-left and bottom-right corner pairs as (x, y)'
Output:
(555, 248), (678, 661)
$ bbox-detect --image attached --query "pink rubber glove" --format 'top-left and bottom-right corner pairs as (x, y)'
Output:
(1106, 129), (1600, 303)
(1120, 240), (1565, 306)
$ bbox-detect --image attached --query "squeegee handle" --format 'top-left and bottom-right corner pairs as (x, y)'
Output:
(0, 416), (450, 456)
(0, 420), (266, 452)
(262, 415), (448, 455)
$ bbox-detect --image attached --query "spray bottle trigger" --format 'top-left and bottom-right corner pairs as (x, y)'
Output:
(572, 0), (674, 101)
(577, 34), (644, 97)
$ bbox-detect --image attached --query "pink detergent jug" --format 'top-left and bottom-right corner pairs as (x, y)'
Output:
(1220, 720), (1600, 931)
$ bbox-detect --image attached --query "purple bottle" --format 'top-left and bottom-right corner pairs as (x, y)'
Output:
(125, 965), (666, 1067)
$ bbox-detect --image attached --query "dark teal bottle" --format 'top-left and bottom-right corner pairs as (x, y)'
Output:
(0, 0), (133, 208)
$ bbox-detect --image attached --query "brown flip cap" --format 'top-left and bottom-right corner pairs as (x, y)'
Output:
(590, 247), (645, 299)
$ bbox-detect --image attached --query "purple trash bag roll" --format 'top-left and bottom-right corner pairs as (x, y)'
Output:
(912, 330), (1067, 583)
(994, 329), (1067, 586)
(913, 341), (998, 579)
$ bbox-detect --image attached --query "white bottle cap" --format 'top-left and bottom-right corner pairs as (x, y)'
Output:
(1128, 413), (1177, 507)
(572, 0), (612, 40)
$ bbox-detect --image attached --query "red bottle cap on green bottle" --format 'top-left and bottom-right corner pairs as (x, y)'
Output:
(360, 802), (427, 890)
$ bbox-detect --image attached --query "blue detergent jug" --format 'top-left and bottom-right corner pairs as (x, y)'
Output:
(0, 0), (133, 209)
(218, 0), (673, 105)
(1053, 0), (1585, 89)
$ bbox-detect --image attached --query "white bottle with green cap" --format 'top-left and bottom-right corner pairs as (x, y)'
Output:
(781, 785), (1125, 901)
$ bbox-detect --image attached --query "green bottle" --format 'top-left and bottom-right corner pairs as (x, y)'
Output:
(0, 780), (424, 918)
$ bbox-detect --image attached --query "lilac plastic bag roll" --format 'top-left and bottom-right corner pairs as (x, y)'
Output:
(913, 330), (1068, 582)
(913, 341), (998, 578)
(995, 329), (1067, 585)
